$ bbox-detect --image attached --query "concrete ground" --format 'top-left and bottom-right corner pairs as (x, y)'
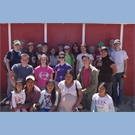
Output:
(0, 94), (135, 112)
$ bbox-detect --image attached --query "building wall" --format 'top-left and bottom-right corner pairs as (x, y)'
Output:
(0, 23), (134, 96)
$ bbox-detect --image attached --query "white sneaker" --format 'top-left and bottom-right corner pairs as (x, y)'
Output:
(5, 101), (10, 105)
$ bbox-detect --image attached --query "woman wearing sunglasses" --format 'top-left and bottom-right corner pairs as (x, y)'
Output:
(54, 51), (72, 89)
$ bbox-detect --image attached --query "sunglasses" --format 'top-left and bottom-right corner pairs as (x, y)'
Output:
(58, 57), (65, 59)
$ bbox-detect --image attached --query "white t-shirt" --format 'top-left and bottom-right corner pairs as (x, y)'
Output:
(58, 80), (82, 96)
(77, 53), (94, 70)
(39, 90), (58, 109)
(11, 90), (26, 108)
(111, 50), (128, 73)
(91, 93), (115, 112)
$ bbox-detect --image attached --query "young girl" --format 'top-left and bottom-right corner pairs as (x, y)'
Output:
(91, 82), (115, 112)
(34, 54), (54, 90)
(38, 79), (58, 112)
(11, 78), (27, 112)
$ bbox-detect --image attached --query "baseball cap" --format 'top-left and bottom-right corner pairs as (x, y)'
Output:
(13, 40), (21, 45)
(37, 44), (42, 48)
(59, 44), (64, 47)
(26, 75), (35, 81)
(81, 54), (90, 59)
(98, 42), (105, 47)
(16, 78), (24, 84)
(27, 42), (35, 46)
(101, 46), (108, 52)
(64, 45), (70, 49)
(58, 51), (65, 56)
(42, 42), (48, 46)
(114, 39), (121, 45)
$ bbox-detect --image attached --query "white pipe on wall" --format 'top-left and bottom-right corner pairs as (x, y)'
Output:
(44, 23), (47, 42)
(82, 24), (85, 44)
(120, 24), (124, 49)
(8, 23), (11, 50)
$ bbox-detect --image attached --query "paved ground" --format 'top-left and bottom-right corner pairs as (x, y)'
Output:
(0, 94), (135, 112)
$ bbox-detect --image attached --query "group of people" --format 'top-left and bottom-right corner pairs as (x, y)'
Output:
(4, 38), (128, 112)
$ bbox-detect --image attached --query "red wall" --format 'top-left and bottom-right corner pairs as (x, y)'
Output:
(11, 24), (44, 50)
(0, 24), (9, 93)
(47, 24), (82, 50)
(85, 24), (120, 46)
(123, 24), (135, 96)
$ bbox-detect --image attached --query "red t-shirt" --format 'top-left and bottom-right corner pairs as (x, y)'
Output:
(82, 67), (91, 88)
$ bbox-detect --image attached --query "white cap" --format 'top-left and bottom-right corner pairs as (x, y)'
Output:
(26, 75), (35, 81)
(37, 44), (42, 48)
(27, 42), (35, 46)
(64, 45), (70, 49)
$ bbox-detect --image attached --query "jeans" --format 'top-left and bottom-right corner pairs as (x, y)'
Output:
(105, 82), (112, 97)
(112, 73), (124, 105)
(40, 108), (56, 112)
(7, 73), (12, 100)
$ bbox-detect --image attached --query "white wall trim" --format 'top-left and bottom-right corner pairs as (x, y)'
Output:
(120, 24), (124, 49)
(82, 24), (85, 44)
(8, 23), (11, 50)
(44, 23), (47, 42)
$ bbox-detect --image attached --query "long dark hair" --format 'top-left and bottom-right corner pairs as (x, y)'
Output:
(80, 44), (89, 53)
(50, 47), (57, 57)
(71, 42), (81, 54)
(64, 69), (74, 81)
(45, 79), (56, 105)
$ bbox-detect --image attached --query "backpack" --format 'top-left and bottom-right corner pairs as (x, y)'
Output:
(3, 49), (21, 71)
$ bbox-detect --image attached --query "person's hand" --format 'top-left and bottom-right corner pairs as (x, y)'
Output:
(30, 104), (36, 112)
(13, 107), (17, 112)
(72, 105), (77, 112)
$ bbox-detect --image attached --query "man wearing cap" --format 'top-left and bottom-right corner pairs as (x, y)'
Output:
(94, 42), (105, 67)
(111, 39), (129, 107)
(38, 42), (51, 63)
(5, 40), (21, 104)
(26, 42), (38, 68)
(16, 75), (41, 112)
(96, 46), (117, 96)
(77, 55), (98, 110)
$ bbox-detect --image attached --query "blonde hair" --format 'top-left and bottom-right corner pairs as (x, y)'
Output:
(40, 54), (48, 65)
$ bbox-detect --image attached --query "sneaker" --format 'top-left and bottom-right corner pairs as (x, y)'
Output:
(5, 101), (10, 105)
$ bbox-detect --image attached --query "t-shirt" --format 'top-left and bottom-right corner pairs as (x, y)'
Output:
(39, 90), (58, 109)
(58, 80), (82, 96)
(50, 55), (58, 67)
(54, 63), (72, 82)
(91, 93), (115, 112)
(6, 50), (21, 69)
(77, 53), (94, 70)
(96, 55), (114, 83)
(108, 47), (115, 56)
(65, 54), (75, 66)
(111, 50), (129, 73)
(26, 51), (38, 68)
(34, 65), (54, 87)
(11, 63), (34, 82)
(82, 67), (90, 88)
(11, 90), (26, 108)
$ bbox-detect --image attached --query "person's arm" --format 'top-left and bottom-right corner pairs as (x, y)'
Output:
(72, 88), (83, 112)
(124, 59), (127, 73)
(12, 92), (17, 109)
(76, 60), (79, 76)
(110, 64), (117, 76)
(91, 98), (96, 112)
(10, 71), (16, 87)
(6, 59), (11, 73)
(54, 71), (57, 81)
(22, 91), (26, 104)
(109, 99), (115, 112)
(50, 74), (53, 80)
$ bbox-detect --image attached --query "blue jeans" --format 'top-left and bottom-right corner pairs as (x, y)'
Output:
(112, 73), (124, 105)
(40, 108), (56, 112)
(7, 73), (12, 100)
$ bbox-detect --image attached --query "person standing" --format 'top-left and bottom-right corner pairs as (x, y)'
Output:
(111, 39), (129, 107)
(77, 55), (98, 110)
(108, 38), (115, 56)
(5, 40), (21, 104)
(96, 46), (117, 96)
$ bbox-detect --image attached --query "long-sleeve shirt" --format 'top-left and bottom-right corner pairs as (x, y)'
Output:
(12, 90), (26, 108)
(91, 93), (115, 112)
(22, 85), (41, 109)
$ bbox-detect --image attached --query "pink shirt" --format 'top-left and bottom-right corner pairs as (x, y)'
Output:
(34, 65), (54, 87)
(82, 67), (90, 88)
